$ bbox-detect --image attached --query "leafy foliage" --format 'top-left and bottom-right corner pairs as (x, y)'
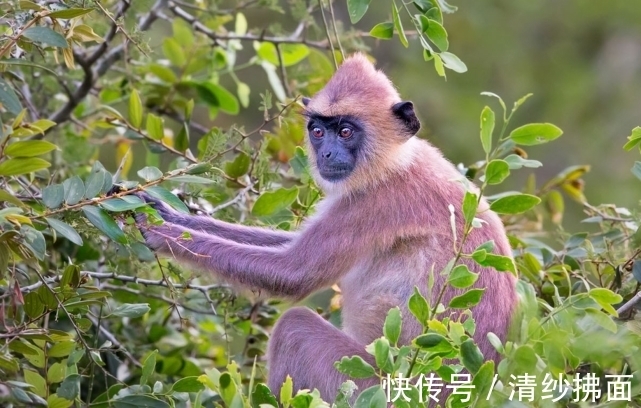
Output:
(1, 1), (641, 408)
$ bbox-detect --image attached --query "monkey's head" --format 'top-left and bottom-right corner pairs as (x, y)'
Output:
(302, 53), (421, 195)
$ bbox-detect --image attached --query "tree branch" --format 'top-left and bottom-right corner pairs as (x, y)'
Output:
(166, 1), (328, 50)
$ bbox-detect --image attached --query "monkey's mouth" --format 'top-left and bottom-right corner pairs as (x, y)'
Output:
(319, 165), (352, 181)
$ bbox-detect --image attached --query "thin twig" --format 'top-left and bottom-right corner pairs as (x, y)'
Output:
(2, 270), (230, 312)
(166, 1), (328, 50)
(318, 0), (338, 69)
(328, 0), (345, 59)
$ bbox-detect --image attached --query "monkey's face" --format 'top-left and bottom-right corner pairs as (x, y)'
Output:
(306, 114), (364, 182)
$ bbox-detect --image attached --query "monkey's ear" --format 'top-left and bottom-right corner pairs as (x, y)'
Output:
(302, 97), (311, 106)
(392, 101), (421, 136)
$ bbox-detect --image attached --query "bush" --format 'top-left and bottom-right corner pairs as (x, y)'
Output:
(1, 1), (640, 407)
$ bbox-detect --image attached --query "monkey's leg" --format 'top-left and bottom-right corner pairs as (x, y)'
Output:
(268, 307), (377, 402)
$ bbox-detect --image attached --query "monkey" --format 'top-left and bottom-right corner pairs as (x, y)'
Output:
(133, 53), (517, 403)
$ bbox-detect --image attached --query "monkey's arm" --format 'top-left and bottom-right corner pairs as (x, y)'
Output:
(138, 216), (369, 299)
(138, 193), (295, 247)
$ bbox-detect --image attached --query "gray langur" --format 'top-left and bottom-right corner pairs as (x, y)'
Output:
(134, 53), (517, 402)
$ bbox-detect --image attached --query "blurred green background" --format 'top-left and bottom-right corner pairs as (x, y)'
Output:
(378, 0), (641, 218)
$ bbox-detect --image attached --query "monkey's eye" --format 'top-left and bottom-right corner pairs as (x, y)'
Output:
(339, 127), (353, 139)
(311, 127), (324, 138)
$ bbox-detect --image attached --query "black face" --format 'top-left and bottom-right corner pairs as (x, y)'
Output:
(307, 114), (365, 182)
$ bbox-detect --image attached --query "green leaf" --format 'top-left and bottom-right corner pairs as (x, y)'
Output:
(472, 361), (495, 398)
(0, 157), (50, 176)
(440, 52), (467, 73)
(219, 372), (237, 406)
(373, 337), (392, 372)
(172, 376), (205, 392)
(392, 3), (408, 48)
(413, 0), (432, 12)
(623, 127), (641, 151)
(63, 176), (85, 205)
(137, 166), (163, 181)
(503, 154), (542, 169)
(369, 22), (394, 39)
(169, 175), (213, 184)
(353, 386), (386, 408)
(22, 26), (69, 48)
(585, 308), (617, 333)
(224, 152), (251, 178)
(347, 0), (372, 23)
(24, 292), (44, 319)
(175, 122), (189, 152)
(207, 83), (239, 115)
(415, 333), (453, 352)
(256, 42), (310, 67)
(252, 383), (278, 407)
(237, 82), (250, 109)
(460, 339), (484, 374)
(4, 140), (57, 157)
(8, 340), (40, 356)
(109, 395), (169, 408)
(140, 350), (157, 386)
(82, 206), (128, 244)
(472, 251), (515, 273)
(280, 376), (293, 406)
(416, 14), (430, 32)
(60, 264), (81, 288)
(589, 288), (623, 316)
(0, 78), (22, 114)
(172, 18), (194, 47)
(408, 287), (430, 325)
(162, 38), (186, 67)
(433, 54), (445, 77)
(252, 187), (298, 216)
(425, 19), (448, 51)
(42, 184), (64, 208)
(449, 288), (485, 309)
(49, 341), (76, 358)
(149, 63), (177, 83)
(384, 307), (402, 345)
(129, 90), (143, 128)
(100, 196), (146, 212)
(111, 303), (150, 318)
(48, 8), (93, 18)
(509, 123), (563, 146)
(47, 362), (66, 383)
(334, 356), (376, 378)
(57, 374), (80, 400)
(490, 193), (540, 214)
(484, 160), (510, 185)
(480, 106), (495, 154)
(146, 114), (164, 140)
(46, 218), (83, 246)
(462, 191), (478, 225)
(448, 264), (479, 288)
(84, 165), (108, 198)
(146, 186), (189, 213)
(24, 369), (47, 398)
(426, 6), (443, 23)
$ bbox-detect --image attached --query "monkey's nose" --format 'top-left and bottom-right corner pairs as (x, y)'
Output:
(322, 151), (333, 159)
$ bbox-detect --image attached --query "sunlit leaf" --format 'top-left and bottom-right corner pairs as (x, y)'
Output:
(0, 157), (50, 176)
